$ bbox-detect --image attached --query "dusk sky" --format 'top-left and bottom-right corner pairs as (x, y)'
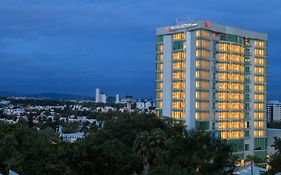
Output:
(0, 0), (280, 99)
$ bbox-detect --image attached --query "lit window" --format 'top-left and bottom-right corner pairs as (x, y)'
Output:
(173, 32), (186, 41)
(195, 112), (209, 120)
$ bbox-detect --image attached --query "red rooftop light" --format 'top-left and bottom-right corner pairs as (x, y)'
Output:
(166, 26), (171, 32)
(205, 21), (212, 28)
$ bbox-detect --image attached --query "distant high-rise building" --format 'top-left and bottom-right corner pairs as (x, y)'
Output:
(95, 88), (107, 103)
(267, 101), (281, 123)
(95, 88), (101, 103)
(155, 21), (267, 159)
(115, 94), (120, 104)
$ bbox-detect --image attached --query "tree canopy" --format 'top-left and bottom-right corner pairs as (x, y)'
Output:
(0, 114), (237, 175)
(264, 138), (281, 175)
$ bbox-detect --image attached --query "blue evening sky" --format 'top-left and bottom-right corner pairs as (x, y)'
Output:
(0, 0), (280, 99)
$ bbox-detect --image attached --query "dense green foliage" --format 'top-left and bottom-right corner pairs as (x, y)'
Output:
(264, 138), (281, 175)
(0, 114), (237, 175)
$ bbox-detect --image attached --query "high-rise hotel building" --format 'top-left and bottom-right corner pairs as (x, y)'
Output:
(155, 21), (267, 159)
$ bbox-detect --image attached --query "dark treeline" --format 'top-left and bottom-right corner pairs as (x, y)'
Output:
(1, 114), (238, 175)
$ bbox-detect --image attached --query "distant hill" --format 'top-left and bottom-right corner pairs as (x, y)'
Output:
(0, 91), (93, 100)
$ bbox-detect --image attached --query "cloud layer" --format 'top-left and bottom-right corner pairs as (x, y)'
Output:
(0, 0), (280, 99)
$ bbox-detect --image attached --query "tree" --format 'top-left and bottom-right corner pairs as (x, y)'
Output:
(134, 129), (167, 173)
(264, 138), (281, 175)
(0, 114), (237, 175)
(150, 130), (236, 175)
(0, 122), (61, 175)
(0, 123), (20, 175)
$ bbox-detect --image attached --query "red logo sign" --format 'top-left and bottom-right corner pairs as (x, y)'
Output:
(205, 21), (211, 28)
(165, 26), (171, 32)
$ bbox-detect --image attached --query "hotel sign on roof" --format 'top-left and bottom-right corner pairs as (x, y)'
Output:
(166, 23), (198, 32)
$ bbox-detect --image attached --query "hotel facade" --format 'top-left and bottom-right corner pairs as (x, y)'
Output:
(155, 21), (267, 159)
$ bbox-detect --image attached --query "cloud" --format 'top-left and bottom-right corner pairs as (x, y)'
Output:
(0, 0), (280, 98)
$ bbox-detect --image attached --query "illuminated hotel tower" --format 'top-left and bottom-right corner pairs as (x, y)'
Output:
(155, 21), (267, 159)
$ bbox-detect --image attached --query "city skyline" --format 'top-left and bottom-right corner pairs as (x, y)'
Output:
(0, 0), (280, 99)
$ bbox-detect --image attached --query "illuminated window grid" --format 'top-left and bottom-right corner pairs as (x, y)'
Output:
(156, 43), (163, 52)
(195, 80), (210, 90)
(218, 73), (244, 82)
(218, 121), (244, 130)
(172, 100), (185, 109)
(254, 49), (266, 57)
(254, 102), (265, 111)
(195, 100), (209, 110)
(254, 40), (266, 48)
(173, 90), (185, 99)
(156, 35), (164, 112)
(218, 102), (244, 111)
(254, 75), (266, 84)
(172, 110), (185, 120)
(195, 111), (209, 121)
(156, 53), (164, 62)
(217, 112), (244, 120)
(254, 130), (266, 138)
(172, 34), (186, 117)
(156, 63), (163, 72)
(254, 121), (266, 128)
(173, 51), (186, 60)
(218, 53), (244, 63)
(254, 85), (266, 93)
(156, 35), (164, 69)
(254, 66), (266, 75)
(217, 47), (245, 106)
(155, 100), (163, 109)
(173, 61), (186, 70)
(195, 90), (209, 100)
(218, 92), (244, 101)
(156, 81), (163, 90)
(218, 63), (245, 73)
(253, 100), (266, 134)
(254, 93), (266, 102)
(156, 72), (163, 81)
(220, 130), (244, 139)
(219, 43), (244, 54)
(196, 70), (210, 79)
(196, 39), (210, 48)
(254, 112), (266, 120)
(216, 43), (246, 134)
(173, 32), (186, 41)
(195, 30), (210, 39)
(155, 82), (163, 107)
(156, 91), (163, 100)
(253, 40), (267, 111)
(254, 58), (266, 66)
(218, 83), (244, 91)
(173, 71), (186, 80)
(196, 59), (210, 70)
(196, 49), (210, 58)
